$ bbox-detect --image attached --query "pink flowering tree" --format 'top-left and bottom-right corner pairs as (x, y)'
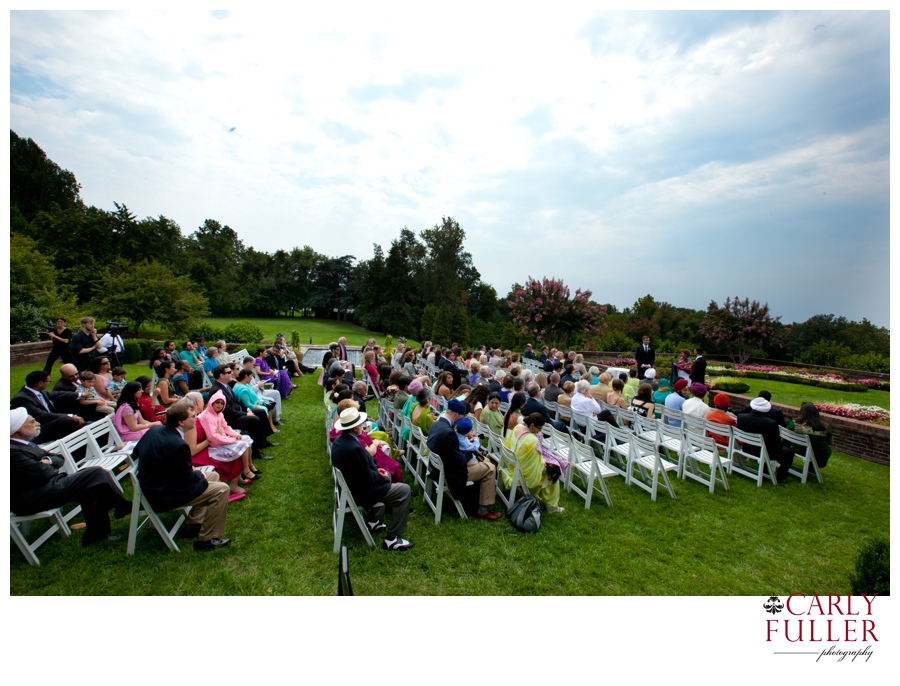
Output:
(507, 276), (607, 349)
(699, 296), (781, 364)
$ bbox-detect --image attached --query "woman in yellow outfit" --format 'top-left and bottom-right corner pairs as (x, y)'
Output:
(502, 412), (564, 513)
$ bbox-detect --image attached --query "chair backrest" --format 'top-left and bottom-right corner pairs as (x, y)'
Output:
(338, 545), (353, 596)
(599, 400), (617, 414)
(472, 418), (489, 437)
(705, 420), (733, 447)
(557, 404), (572, 421)
(606, 424), (634, 449)
(543, 399), (559, 420)
(570, 411), (590, 432)
(616, 407), (636, 429)
(498, 401), (510, 414)
(661, 406), (683, 425)
(682, 414), (706, 436)
(731, 427), (767, 458)
(779, 425), (811, 450)
(549, 425), (570, 452)
(633, 413), (658, 437)
(487, 431), (504, 459)
(570, 439), (595, 467)
(631, 433), (658, 459)
(683, 430), (719, 457)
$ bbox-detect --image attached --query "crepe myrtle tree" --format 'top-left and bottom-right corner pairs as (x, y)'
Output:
(507, 276), (606, 350)
(699, 296), (782, 364)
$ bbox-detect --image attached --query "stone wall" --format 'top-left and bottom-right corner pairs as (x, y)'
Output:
(709, 390), (889, 467)
(10, 341), (53, 367)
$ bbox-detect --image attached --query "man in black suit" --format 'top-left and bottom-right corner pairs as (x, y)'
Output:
(690, 347), (707, 386)
(736, 397), (793, 482)
(738, 390), (787, 427)
(11, 370), (83, 443)
(437, 349), (462, 389)
(330, 406), (413, 551)
(135, 403), (231, 551)
(537, 346), (549, 364)
(425, 399), (502, 520)
(635, 335), (655, 380)
(523, 344), (536, 360)
(50, 363), (105, 422)
(10, 408), (130, 547)
(210, 365), (276, 461)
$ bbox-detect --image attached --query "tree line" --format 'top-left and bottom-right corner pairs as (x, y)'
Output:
(8, 130), (889, 371)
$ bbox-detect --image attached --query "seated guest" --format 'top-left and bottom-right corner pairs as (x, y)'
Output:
(664, 379), (689, 425)
(626, 368), (640, 391)
(786, 403), (834, 468)
(588, 372), (612, 403)
(480, 392), (505, 436)
(707, 393), (737, 446)
(233, 369), (279, 434)
(88, 356), (117, 403)
(619, 373), (637, 402)
(11, 408), (131, 546)
(435, 372), (454, 401)
(559, 364), (576, 387)
(78, 372), (116, 415)
(606, 378), (628, 409)
(113, 381), (161, 441)
(149, 347), (169, 371)
(154, 361), (179, 407)
(171, 360), (193, 397)
(212, 341), (231, 367)
(352, 381), (369, 413)
(107, 367), (128, 397)
(11, 370), (83, 443)
(652, 378), (673, 406)
(256, 348), (293, 399)
(409, 387), (437, 435)
(376, 364), (393, 395)
(643, 368), (659, 391)
(198, 392), (256, 496)
(543, 373), (563, 403)
(498, 374), (515, 403)
(465, 384), (490, 421)
(682, 383), (711, 419)
(210, 365), (276, 462)
(736, 397), (793, 482)
(630, 383), (655, 417)
(426, 399), (502, 520)
(178, 341), (205, 389)
(503, 391), (528, 435)
(557, 381), (576, 408)
(241, 357), (283, 421)
(585, 366), (600, 385)
(330, 399), (403, 483)
(135, 402), (232, 551)
(738, 390), (787, 427)
(362, 350), (380, 383)
(503, 413), (567, 514)
(134, 375), (166, 423)
(392, 376), (412, 413)
(331, 406), (414, 550)
(534, 372), (548, 392)
(571, 379), (604, 419)
(572, 354), (588, 378)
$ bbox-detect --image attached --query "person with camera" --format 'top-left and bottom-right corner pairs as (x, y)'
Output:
(98, 323), (126, 368)
(41, 317), (74, 373)
(70, 317), (102, 372)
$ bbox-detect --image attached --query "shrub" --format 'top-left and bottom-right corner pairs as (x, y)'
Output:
(817, 381), (867, 392)
(709, 379), (750, 393)
(796, 339), (852, 367)
(849, 539), (890, 596)
(223, 321), (264, 345)
(122, 340), (145, 364)
(10, 303), (47, 344)
(837, 352), (890, 374)
(290, 330), (301, 349)
(186, 321), (227, 344)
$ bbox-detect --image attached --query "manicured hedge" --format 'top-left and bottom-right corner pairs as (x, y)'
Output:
(712, 368), (868, 392)
(710, 379), (750, 393)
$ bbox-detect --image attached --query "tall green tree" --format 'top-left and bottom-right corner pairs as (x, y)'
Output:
(10, 130), (82, 221)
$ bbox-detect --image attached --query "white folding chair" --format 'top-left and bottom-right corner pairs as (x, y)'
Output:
(543, 399), (559, 422)
(496, 441), (527, 508)
(407, 424), (429, 490)
(704, 421), (735, 465)
(661, 406), (683, 426)
(780, 426), (824, 484)
(682, 414), (706, 438)
(332, 467), (376, 553)
(57, 419), (132, 489)
(656, 421), (687, 476)
(626, 434), (677, 501)
(682, 432), (731, 494)
(566, 440), (617, 508)
(616, 407), (636, 431)
(556, 404), (572, 429)
(569, 412), (591, 442)
(730, 427), (778, 487)
(632, 414), (660, 445)
(423, 451), (469, 524)
(602, 425), (634, 478)
(125, 463), (193, 554)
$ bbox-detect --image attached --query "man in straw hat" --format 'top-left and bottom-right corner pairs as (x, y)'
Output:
(330, 405), (413, 551)
(10, 407), (131, 547)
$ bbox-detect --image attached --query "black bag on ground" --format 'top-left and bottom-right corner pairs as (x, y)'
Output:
(506, 494), (541, 533)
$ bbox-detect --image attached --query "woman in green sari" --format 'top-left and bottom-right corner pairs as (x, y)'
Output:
(480, 392), (505, 436)
(409, 387), (437, 436)
(502, 412), (563, 513)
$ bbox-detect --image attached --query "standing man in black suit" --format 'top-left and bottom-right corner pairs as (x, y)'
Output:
(11, 371), (84, 443)
(10, 408), (130, 546)
(690, 347), (707, 386)
(635, 335), (655, 380)
(425, 399), (502, 520)
(135, 403), (231, 551)
(210, 365), (276, 461)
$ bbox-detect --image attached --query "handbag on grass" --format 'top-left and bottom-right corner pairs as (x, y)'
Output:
(506, 494), (541, 533)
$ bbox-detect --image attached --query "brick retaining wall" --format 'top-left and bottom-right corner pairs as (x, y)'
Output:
(10, 341), (53, 367)
(709, 390), (889, 467)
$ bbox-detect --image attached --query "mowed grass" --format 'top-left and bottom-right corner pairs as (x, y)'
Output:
(9, 361), (890, 595)
(721, 377), (890, 411)
(139, 317), (416, 348)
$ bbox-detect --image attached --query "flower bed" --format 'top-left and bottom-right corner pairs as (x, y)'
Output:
(707, 366), (869, 392)
(815, 403), (890, 426)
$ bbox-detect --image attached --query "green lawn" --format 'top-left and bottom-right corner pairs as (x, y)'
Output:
(717, 377), (890, 411)
(139, 317), (417, 348)
(9, 361), (890, 595)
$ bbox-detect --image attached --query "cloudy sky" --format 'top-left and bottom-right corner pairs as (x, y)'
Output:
(9, 9), (891, 326)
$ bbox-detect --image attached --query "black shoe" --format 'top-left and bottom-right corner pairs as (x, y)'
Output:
(194, 537), (231, 552)
(382, 537), (413, 551)
(249, 466), (262, 475)
(82, 533), (122, 547)
(256, 452), (274, 460)
(367, 521), (387, 533)
(178, 524), (201, 539)
(264, 441), (280, 448)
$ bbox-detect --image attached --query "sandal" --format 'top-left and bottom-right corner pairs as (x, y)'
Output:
(243, 471), (261, 481)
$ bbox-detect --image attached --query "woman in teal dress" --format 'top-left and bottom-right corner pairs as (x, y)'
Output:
(234, 368), (279, 435)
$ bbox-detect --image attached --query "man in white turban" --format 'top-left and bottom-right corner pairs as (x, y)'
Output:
(10, 409), (131, 548)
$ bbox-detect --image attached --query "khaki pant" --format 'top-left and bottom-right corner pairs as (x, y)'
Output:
(467, 460), (496, 506)
(184, 472), (230, 541)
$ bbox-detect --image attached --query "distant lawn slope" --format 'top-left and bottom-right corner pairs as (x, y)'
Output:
(140, 317), (419, 348)
(718, 377), (890, 411)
